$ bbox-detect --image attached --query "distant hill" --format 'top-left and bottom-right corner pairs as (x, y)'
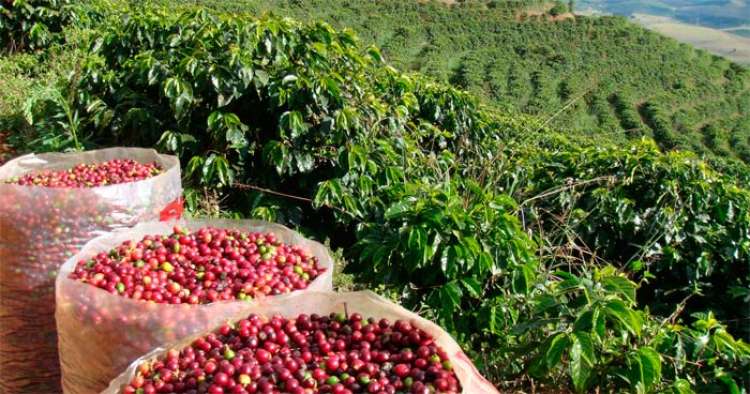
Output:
(188, 0), (750, 165)
(633, 13), (750, 64)
(576, 0), (750, 29)
(577, 1), (750, 64)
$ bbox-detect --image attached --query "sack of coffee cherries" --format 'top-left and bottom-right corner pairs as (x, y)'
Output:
(102, 291), (499, 394)
(0, 148), (182, 394)
(56, 219), (335, 393)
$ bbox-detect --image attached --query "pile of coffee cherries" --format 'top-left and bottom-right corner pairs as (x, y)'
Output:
(70, 227), (326, 303)
(4, 159), (162, 187)
(0, 158), (167, 393)
(121, 313), (461, 394)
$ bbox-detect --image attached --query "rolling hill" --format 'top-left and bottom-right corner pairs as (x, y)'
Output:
(183, 0), (750, 167)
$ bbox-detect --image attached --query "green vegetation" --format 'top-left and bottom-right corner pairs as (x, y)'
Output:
(1, 1), (749, 392)
(159, 0), (750, 168)
(1, 0), (71, 52)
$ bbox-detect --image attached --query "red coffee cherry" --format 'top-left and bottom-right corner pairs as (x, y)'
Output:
(70, 226), (326, 304)
(121, 314), (461, 394)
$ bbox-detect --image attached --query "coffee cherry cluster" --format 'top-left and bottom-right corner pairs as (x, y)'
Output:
(4, 159), (162, 187)
(70, 227), (326, 304)
(121, 313), (461, 394)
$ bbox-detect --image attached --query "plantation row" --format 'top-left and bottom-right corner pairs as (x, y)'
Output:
(1, 1), (749, 392)
(165, 0), (750, 167)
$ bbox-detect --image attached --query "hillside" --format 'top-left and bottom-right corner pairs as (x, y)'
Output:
(182, 0), (750, 167)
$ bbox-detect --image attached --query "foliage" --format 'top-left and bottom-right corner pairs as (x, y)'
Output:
(1, 2), (749, 392)
(0, 0), (72, 52)
(652, 312), (750, 394)
(491, 137), (750, 338)
(549, 1), (568, 16)
(168, 0), (750, 166)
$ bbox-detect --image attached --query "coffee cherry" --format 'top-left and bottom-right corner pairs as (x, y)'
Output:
(1, 154), (180, 393)
(70, 226), (326, 304)
(4, 159), (162, 188)
(120, 314), (461, 394)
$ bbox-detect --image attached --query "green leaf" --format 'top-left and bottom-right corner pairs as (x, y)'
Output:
(226, 128), (246, 146)
(440, 282), (462, 308)
(545, 333), (570, 369)
(407, 228), (426, 258)
(460, 277), (482, 298)
(254, 69), (270, 87)
(201, 154), (217, 184)
(556, 273), (581, 292)
(175, 92), (193, 119)
(512, 263), (535, 294)
(157, 130), (179, 152)
(573, 309), (597, 334)
(718, 374), (741, 394)
(424, 233), (441, 264)
(533, 294), (557, 314)
(630, 347), (661, 392)
(477, 252), (494, 274)
(367, 45), (383, 62)
(214, 155), (233, 186)
(185, 156), (204, 177)
(239, 66), (254, 87)
(604, 299), (642, 336)
(568, 333), (593, 367)
(569, 332), (593, 393)
(282, 74), (298, 85)
(281, 111), (306, 138)
(602, 275), (637, 304)
(295, 153), (314, 172)
(384, 200), (412, 220)
(262, 140), (287, 174)
(207, 111), (223, 131)
(313, 181), (332, 208)
(671, 379), (695, 394)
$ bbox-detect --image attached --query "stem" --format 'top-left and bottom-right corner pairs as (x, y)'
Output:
(65, 60), (83, 151)
(64, 100), (81, 151)
(231, 182), (351, 215)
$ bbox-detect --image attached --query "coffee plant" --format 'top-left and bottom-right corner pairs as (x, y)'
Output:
(491, 137), (750, 337)
(0, 0), (72, 52)
(4, 2), (750, 392)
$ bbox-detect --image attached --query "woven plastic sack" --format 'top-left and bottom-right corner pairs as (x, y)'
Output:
(56, 219), (335, 393)
(102, 290), (499, 394)
(0, 148), (182, 394)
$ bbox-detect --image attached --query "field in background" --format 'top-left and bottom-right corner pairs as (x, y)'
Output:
(634, 14), (750, 64)
(576, 0), (750, 63)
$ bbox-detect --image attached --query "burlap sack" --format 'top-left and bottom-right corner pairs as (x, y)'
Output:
(0, 148), (182, 393)
(56, 219), (335, 393)
(101, 290), (499, 394)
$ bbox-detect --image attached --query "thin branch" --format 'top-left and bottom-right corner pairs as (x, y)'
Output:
(659, 293), (695, 330)
(231, 182), (351, 215)
(534, 87), (593, 134)
(517, 176), (613, 209)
